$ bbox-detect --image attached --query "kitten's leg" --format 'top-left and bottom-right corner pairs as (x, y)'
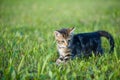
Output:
(97, 47), (103, 55)
(94, 41), (103, 55)
(76, 48), (82, 57)
(93, 48), (103, 56)
(64, 54), (71, 61)
(71, 48), (77, 59)
(56, 56), (64, 65)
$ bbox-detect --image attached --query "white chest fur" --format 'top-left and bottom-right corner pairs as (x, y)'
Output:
(58, 48), (66, 56)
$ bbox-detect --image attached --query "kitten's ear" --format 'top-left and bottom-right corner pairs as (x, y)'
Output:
(54, 31), (61, 37)
(69, 27), (75, 34)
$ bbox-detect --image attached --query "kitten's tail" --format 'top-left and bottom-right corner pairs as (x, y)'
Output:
(97, 31), (115, 53)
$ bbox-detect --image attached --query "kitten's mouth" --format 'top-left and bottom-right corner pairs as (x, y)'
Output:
(58, 46), (69, 49)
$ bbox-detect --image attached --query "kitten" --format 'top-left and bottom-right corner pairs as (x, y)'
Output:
(54, 28), (74, 65)
(54, 27), (114, 65)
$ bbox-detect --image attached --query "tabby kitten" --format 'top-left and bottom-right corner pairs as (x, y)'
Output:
(54, 28), (75, 65)
(54, 28), (114, 65)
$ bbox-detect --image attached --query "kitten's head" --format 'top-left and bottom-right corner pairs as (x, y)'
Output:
(54, 27), (75, 48)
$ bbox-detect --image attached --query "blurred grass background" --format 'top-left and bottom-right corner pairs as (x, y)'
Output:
(0, 0), (120, 79)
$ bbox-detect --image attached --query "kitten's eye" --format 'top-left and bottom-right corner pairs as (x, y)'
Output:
(61, 40), (64, 43)
(57, 40), (60, 43)
(57, 40), (64, 44)
(68, 40), (71, 43)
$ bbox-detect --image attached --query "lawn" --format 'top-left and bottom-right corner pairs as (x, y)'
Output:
(0, 0), (120, 80)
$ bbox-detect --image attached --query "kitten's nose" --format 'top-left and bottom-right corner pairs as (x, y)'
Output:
(64, 41), (68, 46)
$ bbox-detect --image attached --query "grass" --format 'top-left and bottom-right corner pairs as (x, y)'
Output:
(0, 0), (120, 79)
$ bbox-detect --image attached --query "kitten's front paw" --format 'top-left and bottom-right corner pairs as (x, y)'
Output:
(56, 58), (64, 65)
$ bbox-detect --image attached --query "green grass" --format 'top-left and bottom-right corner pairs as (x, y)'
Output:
(0, 0), (120, 79)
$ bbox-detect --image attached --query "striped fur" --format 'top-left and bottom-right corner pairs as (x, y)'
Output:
(54, 28), (74, 65)
(54, 28), (115, 65)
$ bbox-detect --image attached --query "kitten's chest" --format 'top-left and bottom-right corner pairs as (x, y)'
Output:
(58, 49), (65, 56)
(58, 48), (71, 56)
